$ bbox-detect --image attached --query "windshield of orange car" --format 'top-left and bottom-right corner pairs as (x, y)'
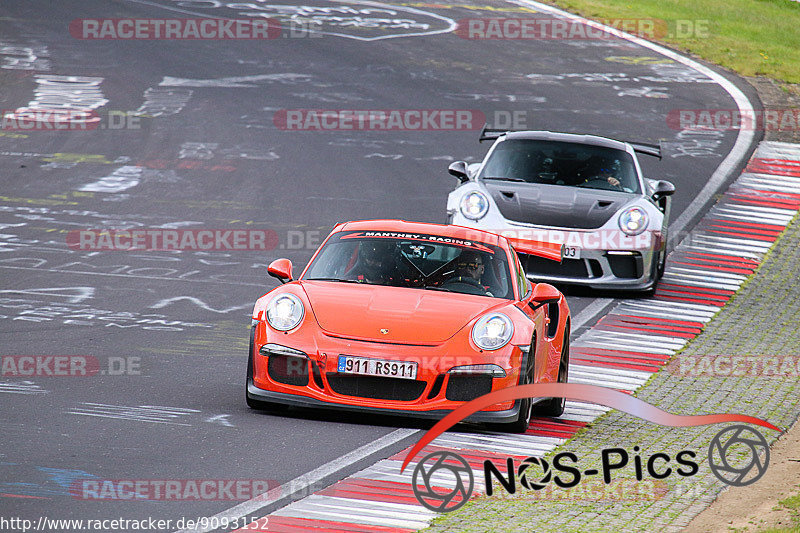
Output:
(302, 231), (514, 299)
(478, 139), (640, 193)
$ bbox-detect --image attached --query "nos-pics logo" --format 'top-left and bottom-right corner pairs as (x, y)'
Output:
(412, 425), (770, 512)
(412, 451), (474, 512)
(401, 383), (780, 513)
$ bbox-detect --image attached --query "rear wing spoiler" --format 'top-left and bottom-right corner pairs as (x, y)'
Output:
(479, 126), (511, 143)
(511, 240), (564, 263)
(624, 141), (662, 159)
(453, 225), (564, 263)
(498, 233), (564, 263)
(478, 125), (662, 159)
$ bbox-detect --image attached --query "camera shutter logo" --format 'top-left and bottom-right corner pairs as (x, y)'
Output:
(518, 456), (552, 490)
(708, 425), (770, 486)
(411, 451), (474, 512)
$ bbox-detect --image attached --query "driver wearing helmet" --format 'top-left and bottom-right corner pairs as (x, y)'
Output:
(580, 155), (623, 188)
(345, 240), (400, 284)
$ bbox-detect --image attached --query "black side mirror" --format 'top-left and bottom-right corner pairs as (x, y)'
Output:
(448, 161), (469, 183)
(652, 180), (675, 200)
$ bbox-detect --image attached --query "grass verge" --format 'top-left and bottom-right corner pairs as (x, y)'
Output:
(544, 0), (800, 85)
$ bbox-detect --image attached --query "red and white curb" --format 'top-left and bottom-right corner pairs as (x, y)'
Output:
(230, 141), (800, 533)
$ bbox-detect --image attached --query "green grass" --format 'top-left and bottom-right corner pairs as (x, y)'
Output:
(750, 486), (800, 532)
(545, 0), (800, 83)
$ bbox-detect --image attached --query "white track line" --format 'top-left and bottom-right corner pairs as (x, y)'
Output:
(174, 428), (419, 533)
(571, 297), (615, 330)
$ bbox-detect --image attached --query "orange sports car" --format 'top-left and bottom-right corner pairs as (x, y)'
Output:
(246, 220), (571, 432)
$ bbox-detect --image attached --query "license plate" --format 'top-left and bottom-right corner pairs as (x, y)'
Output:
(337, 356), (418, 380)
(562, 246), (580, 259)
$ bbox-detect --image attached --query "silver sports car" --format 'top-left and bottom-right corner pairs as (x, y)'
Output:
(446, 129), (675, 292)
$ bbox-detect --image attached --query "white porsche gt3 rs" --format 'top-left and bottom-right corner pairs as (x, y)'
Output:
(446, 129), (675, 292)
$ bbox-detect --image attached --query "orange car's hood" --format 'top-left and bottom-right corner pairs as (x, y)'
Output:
(300, 281), (501, 344)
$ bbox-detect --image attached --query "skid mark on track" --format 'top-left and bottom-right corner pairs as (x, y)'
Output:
(150, 296), (250, 314)
(132, 0), (457, 41)
(0, 287), (94, 304)
(0, 381), (48, 395)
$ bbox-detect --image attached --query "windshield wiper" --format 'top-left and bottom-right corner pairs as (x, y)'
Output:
(423, 285), (456, 293)
(482, 176), (526, 182)
(305, 277), (363, 283)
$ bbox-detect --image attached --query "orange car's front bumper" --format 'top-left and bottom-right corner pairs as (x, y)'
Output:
(247, 321), (533, 422)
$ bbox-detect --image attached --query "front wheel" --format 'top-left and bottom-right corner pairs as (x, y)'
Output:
(642, 249), (666, 297)
(656, 245), (667, 279)
(503, 396), (531, 433)
(497, 334), (536, 433)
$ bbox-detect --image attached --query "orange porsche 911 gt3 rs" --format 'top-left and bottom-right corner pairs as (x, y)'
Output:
(246, 220), (571, 432)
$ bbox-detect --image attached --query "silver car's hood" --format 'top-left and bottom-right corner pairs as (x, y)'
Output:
(484, 182), (634, 229)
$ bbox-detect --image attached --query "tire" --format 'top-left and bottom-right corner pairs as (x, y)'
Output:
(503, 392), (531, 433)
(656, 246), (667, 279)
(642, 249), (665, 297)
(245, 327), (277, 411)
(533, 324), (570, 418)
(498, 334), (536, 433)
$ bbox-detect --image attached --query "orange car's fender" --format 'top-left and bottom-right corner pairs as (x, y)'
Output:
(250, 284), (320, 390)
(541, 294), (571, 384)
(500, 301), (546, 383)
(530, 307), (552, 384)
(523, 293), (570, 385)
(251, 292), (271, 322)
(252, 284), (318, 349)
(556, 293), (571, 353)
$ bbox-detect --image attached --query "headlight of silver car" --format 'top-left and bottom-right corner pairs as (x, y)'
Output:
(471, 313), (513, 350)
(266, 293), (304, 331)
(460, 191), (489, 220)
(618, 206), (649, 236)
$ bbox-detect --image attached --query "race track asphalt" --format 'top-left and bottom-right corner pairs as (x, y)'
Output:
(0, 0), (760, 528)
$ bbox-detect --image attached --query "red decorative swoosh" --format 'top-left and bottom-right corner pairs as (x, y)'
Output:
(400, 383), (781, 473)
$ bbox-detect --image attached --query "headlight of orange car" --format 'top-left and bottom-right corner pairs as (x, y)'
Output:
(266, 294), (304, 331)
(471, 313), (513, 350)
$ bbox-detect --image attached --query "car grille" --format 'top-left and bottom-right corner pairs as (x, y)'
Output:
(607, 253), (642, 279)
(326, 373), (426, 401)
(267, 354), (309, 386)
(523, 253), (593, 278)
(445, 374), (493, 401)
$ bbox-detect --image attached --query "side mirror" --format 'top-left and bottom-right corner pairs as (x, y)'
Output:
(652, 180), (675, 200)
(267, 258), (293, 284)
(530, 283), (561, 307)
(448, 161), (469, 183)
